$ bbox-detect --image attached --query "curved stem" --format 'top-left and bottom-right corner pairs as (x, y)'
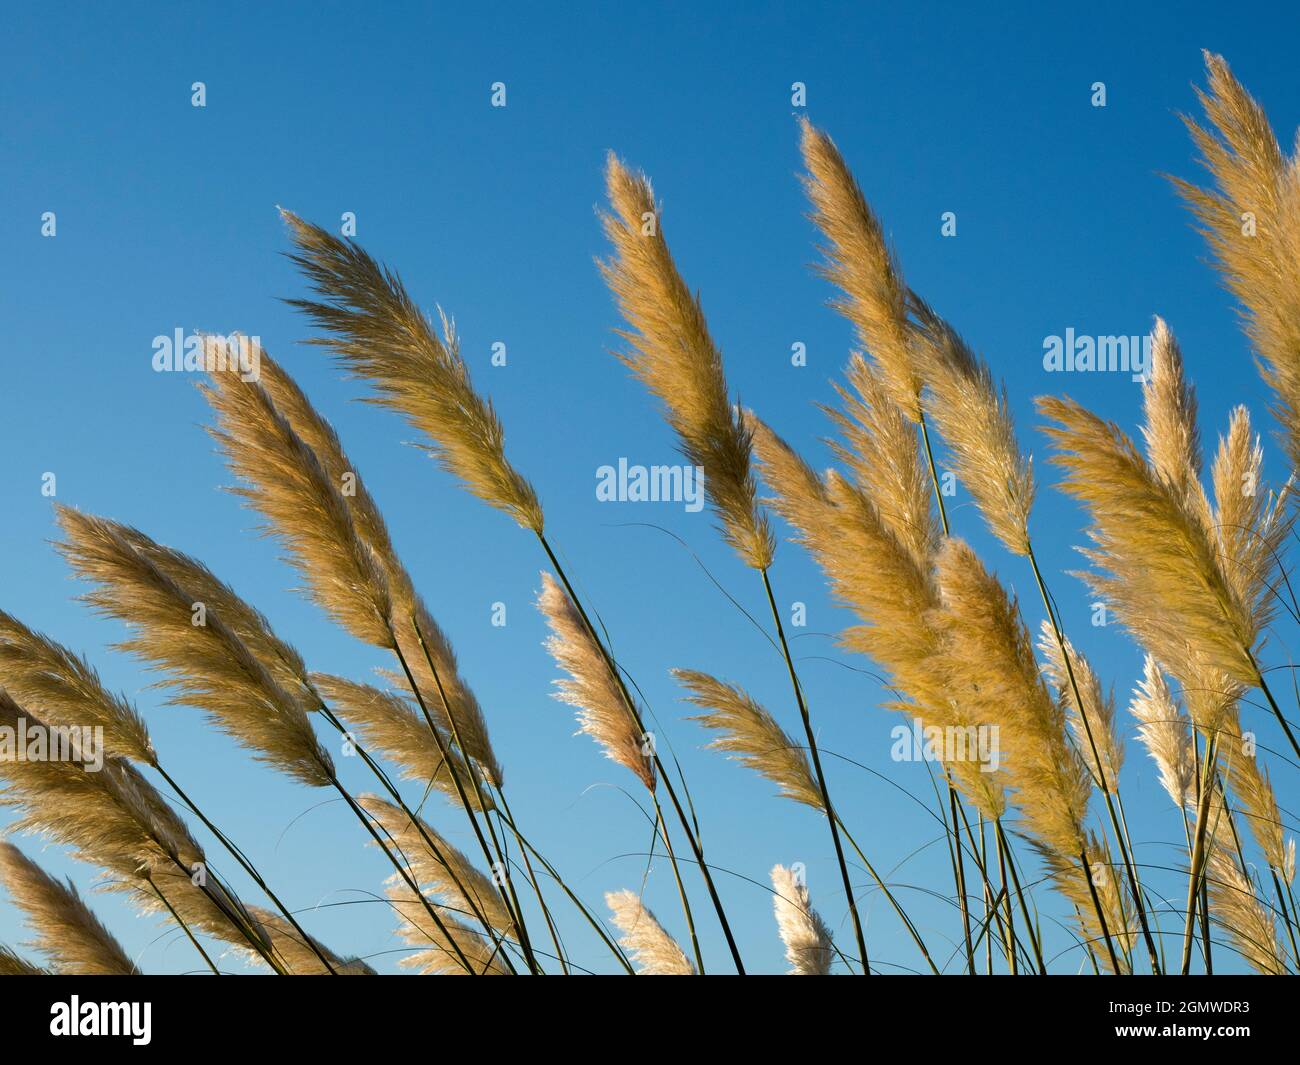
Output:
(539, 530), (745, 973)
(761, 567), (868, 973)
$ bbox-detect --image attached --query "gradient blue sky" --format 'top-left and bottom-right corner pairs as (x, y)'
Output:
(2, 1), (1298, 974)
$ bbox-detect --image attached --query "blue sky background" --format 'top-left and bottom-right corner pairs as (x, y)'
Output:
(2, 1), (1298, 974)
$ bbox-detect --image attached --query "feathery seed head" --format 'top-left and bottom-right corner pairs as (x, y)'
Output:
(281, 211), (543, 532)
(605, 889), (696, 975)
(537, 572), (654, 790)
(599, 155), (774, 569)
(770, 864), (834, 975)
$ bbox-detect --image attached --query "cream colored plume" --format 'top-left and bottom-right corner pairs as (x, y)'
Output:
(0, 693), (272, 965)
(538, 572), (654, 790)
(1038, 395), (1258, 713)
(823, 354), (939, 570)
(912, 303), (1035, 556)
(245, 905), (374, 975)
(386, 877), (510, 976)
(1128, 656), (1197, 810)
(282, 212), (543, 532)
(599, 155), (773, 570)
(311, 674), (487, 811)
(770, 864), (833, 975)
(605, 889), (695, 975)
(747, 414), (1006, 820)
(1037, 623), (1123, 791)
(360, 795), (511, 938)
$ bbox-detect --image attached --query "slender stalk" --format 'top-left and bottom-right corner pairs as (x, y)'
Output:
(146, 876), (220, 975)
(997, 819), (1047, 974)
(1274, 869), (1300, 964)
(1081, 846), (1122, 974)
(1247, 651), (1300, 761)
(493, 787), (568, 974)
(1180, 732), (1220, 974)
(761, 567), (869, 974)
(836, 818), (938, 973)
(313, 702), (511, 975)
(393, 627), (541, 974)
(919, 411), (1003, 973)
(1027, 543), (1160, 973)
(653, 802), (705, 974)
(153, 763), (337, 975)
(493, 800), (637, 974)
(538, 531), (746, 973)
(994, 820), (1018, 974)
(946, 776), (975, 974)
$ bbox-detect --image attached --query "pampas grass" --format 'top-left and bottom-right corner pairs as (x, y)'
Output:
(605, 889), (696, 975)
(0, 843), (138, 975)
(1, 51), (1295, 979)
(770, 864), (834, 976)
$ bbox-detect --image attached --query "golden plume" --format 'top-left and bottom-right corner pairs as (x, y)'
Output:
(931, 540), (1130, 968)
(599, 155), (773, 569)
(0, 843), (138, 975)
(1172, 53), (1300, 468)
(911, 302), (1035, 556)
(822, 354), (939, 570)
(674, 669), (819, 809)
(1037, 623), (1123, 792)
(1128, 656), (1197, 810)
(282, 212), (543, 532)
(245, 905), (374, 975)
(0, 946), (47, 975)
(1038, 395), (1257, 710)
(54, 508), (335, 788)
(0, 610), (154, 765)
(0, 693), (268, 963)
(799, 119), (921, 419)
(747, 414), (1006, 820)
(203, 343), (500, 783)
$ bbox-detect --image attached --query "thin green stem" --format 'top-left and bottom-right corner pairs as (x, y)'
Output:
(146, 876), (219, 975)
(393, 627), (540, 974)
(153, 762), (337, 975)
(997, 819), (1046, 974)
(1027, 542), (1159, 973)
(1180, 732), (1220, 974)
(836, 818), (937, 973)
(493, 787), (569, 974)
(653, 801), (704, 974)
(761, 567), (868, 974)
(539, 530), (745, 973)
(314, 702), (511, 975)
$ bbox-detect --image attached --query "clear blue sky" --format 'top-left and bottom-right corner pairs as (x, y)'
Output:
(2, 1), (1297, 974)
